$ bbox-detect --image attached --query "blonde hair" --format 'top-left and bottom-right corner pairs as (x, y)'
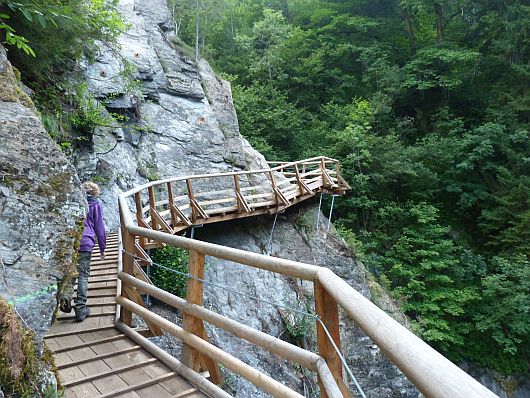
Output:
(83, 181), (100, 196)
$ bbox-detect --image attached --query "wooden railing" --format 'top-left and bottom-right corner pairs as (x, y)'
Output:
(117, 157), (498, 398)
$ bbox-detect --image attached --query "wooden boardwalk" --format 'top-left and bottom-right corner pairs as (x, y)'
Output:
(42, 157), (497, 397)
(45, 234), (207, 398)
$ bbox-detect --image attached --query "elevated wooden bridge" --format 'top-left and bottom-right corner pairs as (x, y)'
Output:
(45, 157), (497, 398)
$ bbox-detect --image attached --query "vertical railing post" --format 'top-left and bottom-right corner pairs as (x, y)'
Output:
(167, 182), (177, 227)
(320, 158), (326, 188)
(335, 162), (342, 190)
(135, 192), (147, 248)
(233, 174), (242, 213)
(186, 179), (197, 223)
(148, 186), (158, 231)
(268, 170), (279, 206)
(119, 210), (134, 327)
(181, 249), (222, 384)
(294, 163), (305, 197)
(315, 280), (351, 398)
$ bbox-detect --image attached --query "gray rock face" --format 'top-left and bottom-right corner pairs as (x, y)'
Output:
(460, 363), (530, 398)
(74, 0), (268, 229)
(0, 44), (86, 338)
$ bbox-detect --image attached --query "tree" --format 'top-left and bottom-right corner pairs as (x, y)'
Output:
(384, 203), (478, 351)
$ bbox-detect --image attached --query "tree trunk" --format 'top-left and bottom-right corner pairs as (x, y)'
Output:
(433, 1), (444, 41)
(402, 6), (417, 55)
(195, 0), (200, 63)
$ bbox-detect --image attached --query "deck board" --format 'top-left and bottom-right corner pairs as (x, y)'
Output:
(45, 234), (209, 398)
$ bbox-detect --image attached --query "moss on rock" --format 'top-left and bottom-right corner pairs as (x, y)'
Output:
(0, 297), (58, 397)
(0, 64), (34, 109)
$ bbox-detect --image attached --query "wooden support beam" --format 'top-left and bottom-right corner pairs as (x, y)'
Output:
(122, 284), (163, 336)
(181, 250), (222, 385)
(148, 186), (159, 231)
(168, 182), (193, 227)
(167, 181), (178, 227)
(294, 164), (313, 196)
(150, 206), (173, 233)
(234, 175), (251, 213)
(171, 203), (193, 227)
(268, 171), (291, 206)
(320, 159), (334, 188)
(133, 260), (153, 284)
(186, 179), (198, 223)
(314, 280), (352, 398)
(134, 241), (151, 267)
(190, 198), (209, 220)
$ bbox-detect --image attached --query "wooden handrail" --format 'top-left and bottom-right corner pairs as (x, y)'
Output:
(118, 271), (342, 397)
(118, 297), (305, 398)
(117, 158), (497, 398)
(121, 156), (340, 197)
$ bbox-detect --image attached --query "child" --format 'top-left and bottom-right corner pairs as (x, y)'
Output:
(60, 181), (106, 321)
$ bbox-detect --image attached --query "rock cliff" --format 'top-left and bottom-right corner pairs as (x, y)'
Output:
(74, 0), (267, 229)
(0, 44), (85, 337)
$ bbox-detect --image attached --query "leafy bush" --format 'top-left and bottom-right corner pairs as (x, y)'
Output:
(150, 246), (189, 298)
(0, 0), (125, 82)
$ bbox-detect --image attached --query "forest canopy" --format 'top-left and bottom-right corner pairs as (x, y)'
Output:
(173, 0), (530, 374)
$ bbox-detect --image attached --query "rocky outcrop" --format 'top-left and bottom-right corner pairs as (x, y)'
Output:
(74, 0), (267, 228)
(0, 44), (85, 337)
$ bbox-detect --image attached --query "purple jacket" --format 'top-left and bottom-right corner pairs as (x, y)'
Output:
(79, 196), (107, 254)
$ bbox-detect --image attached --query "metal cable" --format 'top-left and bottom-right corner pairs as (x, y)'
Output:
(265, 212), (279, 255)
(123, 250), (367, 397)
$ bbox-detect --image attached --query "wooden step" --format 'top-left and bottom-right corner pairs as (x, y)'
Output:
(52, 333), (126, 353)
(62, 357), (158, 387)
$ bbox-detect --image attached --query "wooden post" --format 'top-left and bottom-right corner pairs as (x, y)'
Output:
(148, 186), (158, 231)
(181, 249), (222, 384)
(335, 163), (342, 190)
(234, 174), (251, 213)
(294, 164), (311, 196)
(120, 211), (135, 327)
(186, 179), (197, 223)
(234, 174), (242, 213)
(167, 182), (177, 228)
(135, 192), (147, 248)
(314, 280), (351, 398)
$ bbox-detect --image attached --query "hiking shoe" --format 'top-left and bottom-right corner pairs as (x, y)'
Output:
(59, 298), (72, 314)
(75, 307), (90, 322)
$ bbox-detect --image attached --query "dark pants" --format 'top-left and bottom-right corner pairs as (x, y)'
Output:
(63, 251), (92, 311)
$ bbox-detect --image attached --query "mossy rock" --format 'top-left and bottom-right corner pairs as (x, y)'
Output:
(0, 63), (34, 109)
(0, 297), (59, 397)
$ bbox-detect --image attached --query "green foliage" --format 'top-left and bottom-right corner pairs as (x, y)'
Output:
(1, 0), (125, 81)
(150, 246), (189, 298)
(471, 255), (530, 373)
(383, 203), (479, 351)
(193, 0), (530, 374)
(233, 83), (312, 160)
(0, 12), (35, 56)
(37, 81), (122, 153)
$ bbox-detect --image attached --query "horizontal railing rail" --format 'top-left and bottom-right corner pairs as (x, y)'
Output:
(117, 158), (497, 398)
